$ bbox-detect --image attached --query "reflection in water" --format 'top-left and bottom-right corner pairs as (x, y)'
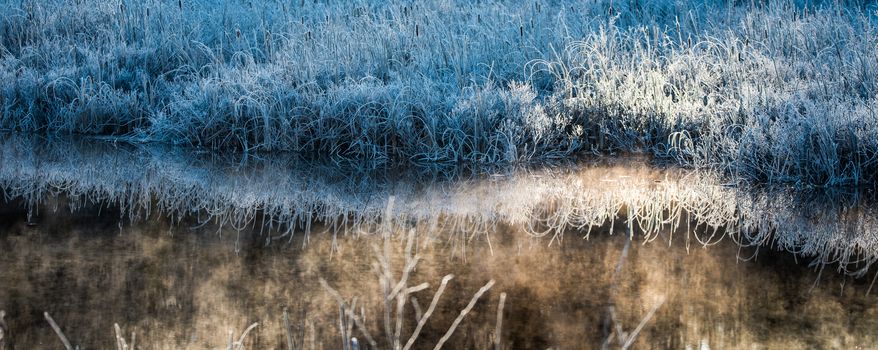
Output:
(0, 134), (877, 349)
(2, 135), (877, 275)
(1, 201), (877, 349)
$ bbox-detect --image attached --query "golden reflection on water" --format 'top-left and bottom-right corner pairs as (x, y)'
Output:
(0, 199), (876, 350)
(3, 134), (878, 277)
(1, 135), (878, 349)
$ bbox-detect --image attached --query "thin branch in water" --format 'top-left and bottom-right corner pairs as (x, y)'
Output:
(319, 278), (378, 348)
(339, 304), (349, 350)
(346, 298), (358, 350)
(410, 296), (423, 323)
(283, 307), (296, 350)
(44, 312), (73, 350)
(433, 279), (496, 350)
(403, 274), (453, 350)
(868, 269), (878, 296)
(621, 296), (666, 350)
(234, 323), (259, 350)
(494, 292), (507, 350)
(0, 310), (8, 348)
(113, 323), (130, 350)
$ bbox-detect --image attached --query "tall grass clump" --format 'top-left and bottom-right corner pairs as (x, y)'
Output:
(1, 0), (877, 185)
(538, 0), (878, 186)
(0, 0), (593, 163)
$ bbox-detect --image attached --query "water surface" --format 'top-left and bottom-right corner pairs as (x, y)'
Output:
(0, 135), (877, 349)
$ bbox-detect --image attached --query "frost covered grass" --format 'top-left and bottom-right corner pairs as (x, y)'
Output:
(1, 0), (877, 185)
(3, 135), (878, 277)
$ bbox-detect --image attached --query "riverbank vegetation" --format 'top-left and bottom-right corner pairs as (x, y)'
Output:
(1, 0), (877, 186)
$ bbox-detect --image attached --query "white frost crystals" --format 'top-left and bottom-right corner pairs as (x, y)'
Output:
(1, 0), (877, 186)
(1, 135), (877, 278)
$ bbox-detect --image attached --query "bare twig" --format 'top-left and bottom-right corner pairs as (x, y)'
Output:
(494, 292), (507, 350)
(339, 304), (349, 350)
(283, 308), (295, 350)
(113, 323), (129, 350)
(402, 275), (453, 350)
(0, 310), (8, 348)
(346, 299), (357, 350)
(621, 296), (666, 350)
(410, 297), (423, 322)
(43, 312), (73, 350)
(234, 323), (259, 350)
(319, 278), (378, 348)
(433, 279), (495, 350)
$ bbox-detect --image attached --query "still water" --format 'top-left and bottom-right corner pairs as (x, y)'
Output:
(0, 135), (877, 349)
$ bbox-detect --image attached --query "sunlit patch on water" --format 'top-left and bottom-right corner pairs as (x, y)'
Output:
(0, 134), (877, 349)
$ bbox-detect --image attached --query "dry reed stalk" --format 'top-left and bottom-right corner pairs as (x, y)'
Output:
(319, 278), (378, 348)
(283, 307), (295, 350)
(0, 310), (7, 350)
(43, 312), (73, 350)
(230, 323), (259, 350)
(113, 323), (130, 350)
(402, 274), (453, 350)
(494, 292), (506, 350)
(433, 279), (496, 350)
(621, 296), (666, 350)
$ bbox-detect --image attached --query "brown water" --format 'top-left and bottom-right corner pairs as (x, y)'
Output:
(1, 135), (877, 349)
